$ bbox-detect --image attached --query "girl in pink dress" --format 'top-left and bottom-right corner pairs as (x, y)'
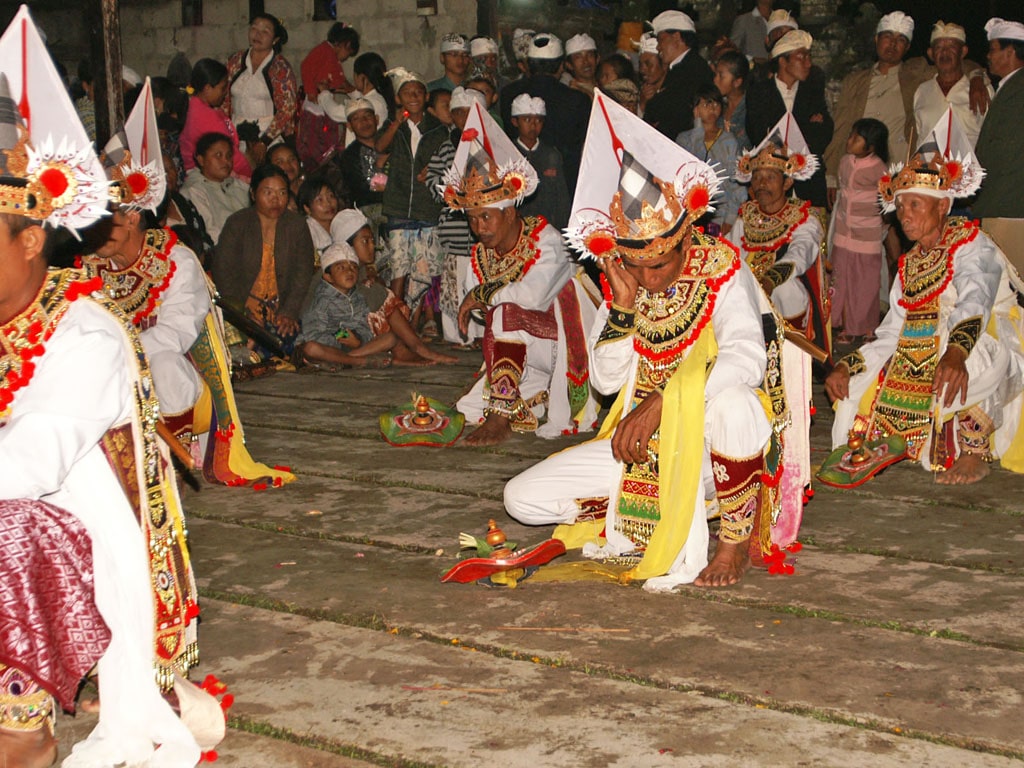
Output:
(180, 58), (253, 181)
(829, 118), (889, 343)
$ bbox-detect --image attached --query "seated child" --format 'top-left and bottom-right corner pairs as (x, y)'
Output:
(299, 225), (458, 367)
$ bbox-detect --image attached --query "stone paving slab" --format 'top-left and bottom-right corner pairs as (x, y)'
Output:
(196, 599), (1020, 768)
(54, 710), (375, 766)
(189, 518), (1024, 751)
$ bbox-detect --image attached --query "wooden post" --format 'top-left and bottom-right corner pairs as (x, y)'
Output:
(85, 0), (123, 149)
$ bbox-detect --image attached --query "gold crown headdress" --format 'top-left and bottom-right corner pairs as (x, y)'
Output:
(565, 150), (719, 262)
(735, 141), (817, 183)
(0, 10), (109, 237)
(440, 109), (538, 210)
(103, 78), (166, 213)
(877, 153), (982, 212)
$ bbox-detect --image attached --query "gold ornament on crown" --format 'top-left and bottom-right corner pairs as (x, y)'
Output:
(0, 128), (78, 221)
(878, 155), (962, 210)
(443, 164), (532, 210)
(736, 142), (813, 181)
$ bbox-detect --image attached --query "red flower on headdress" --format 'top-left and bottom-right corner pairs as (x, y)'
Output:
(509, 176), (522, 191)
(684, 186), (709, 212)
(126, 172), (149, 195)
(586, 232), (616, 256)
(791, 154), (806, 169)
(39, 167), (68, 197)
(944, 160), (962, 181)
(461, 128), (479, 142)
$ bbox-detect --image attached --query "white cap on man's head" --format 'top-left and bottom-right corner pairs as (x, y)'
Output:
(511, 93), (546, 117)
(528, 33), (563, 59)
(876, 11), (914, 41)
(122, 65), (142, 87)
(470, 36), (498, 57)
(772, 29), (812, 58)
(634, 31), (659, 55)
(321, 242), (359, 271)
(986, 17), (1024, 42)
(648, 10), (696, 35)
(766, 10), (798, 35)
(345, 98), (375, 119)
(440, 33), (469, 53)
(566, 33), (597, 56)
(450, 85), (487, 111)
(930, 21), (966, 44)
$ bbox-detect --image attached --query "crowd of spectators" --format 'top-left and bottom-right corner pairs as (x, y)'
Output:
(67, 5), (1023, 357)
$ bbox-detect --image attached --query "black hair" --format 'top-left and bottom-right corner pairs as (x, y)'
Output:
(599, 53), (636, 84)
(150, 76), (189, 125)
(661, 29), (698, 50)
(850, 117), (889, 164)
(527, 57), (562, 77)
(268, 141), (299, 164)
(994, 38), (1024, 62)
(428, 88), (452, 111)
(77, 58), (94, 86)
(189, 58), (228, 92)
(297, 173), (335, 214)
(353, 52), (395, 121)
(250, 13), (288, 53)
(692, 83), (724, 109)
(328, 22), (360, 55)
(716, 50), (749, 85)
(194, 132), (234, 161)
(249, 163), (291, 202)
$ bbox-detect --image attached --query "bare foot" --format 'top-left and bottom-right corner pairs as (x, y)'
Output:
(463, 414), (512, 446)
(78, 697), (100, 714)
(694, 540), (751, 587)
(391, 344), (436, 367)
(417, 345), (458, 364)
(0, 727), (58, 768)
(935, 453), (990, 485)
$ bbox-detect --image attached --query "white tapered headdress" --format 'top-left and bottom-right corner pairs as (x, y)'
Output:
(104, 77), (166, 213)
(0, 5), (108, 236)
(878, 106), (984, 213)
(440, 101), (538, 210)
(565, 91), (722, 262)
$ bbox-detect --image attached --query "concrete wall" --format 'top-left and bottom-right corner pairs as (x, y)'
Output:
(117, 0), (477, 88)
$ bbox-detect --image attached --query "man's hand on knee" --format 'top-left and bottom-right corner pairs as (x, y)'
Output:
(611, 391), (662, 464)
(933, 346), (969, 408)
(825, 362), (850, 402)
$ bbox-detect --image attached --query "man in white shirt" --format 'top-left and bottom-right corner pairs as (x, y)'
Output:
(914, 22), (993, 149)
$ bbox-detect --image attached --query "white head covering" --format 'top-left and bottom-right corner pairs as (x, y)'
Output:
(470, 36), (498, 57)
(330, 208), (369, 246)
(450, 86), (487, 111)
(528, 33), (563, 60)
(566, 91), (722, 262)
(0, 7), (108, 235)
(566, 33), (597, 56)
(513, 29), (536, 61)
(440, 102), (538, 210)
(345, 98), (375, 119)
(772, 29), (813, 59)
(104, 77), (166, 213)
(766, 10), (799, 35)
(930, 21), (966, 44)
(634, 31), (659, 56)
(122, 65), (143, 87)
(879, 106), (985, 212)
(735, 112), (819, 184)
(876, 11), (914, 41)
(986, 17), (1024, 42)
(440, 34), (469, 54)
(648, 10), (696, 35)
(321, 242), (359, 271)
(511, 94), (546, 117)
(386, 67), (426, 94)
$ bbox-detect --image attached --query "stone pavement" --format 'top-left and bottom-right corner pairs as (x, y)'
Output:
(58, 349), (1024, 767)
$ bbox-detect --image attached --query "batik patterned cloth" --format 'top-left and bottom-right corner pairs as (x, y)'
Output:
(0, 499), (110, 713)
